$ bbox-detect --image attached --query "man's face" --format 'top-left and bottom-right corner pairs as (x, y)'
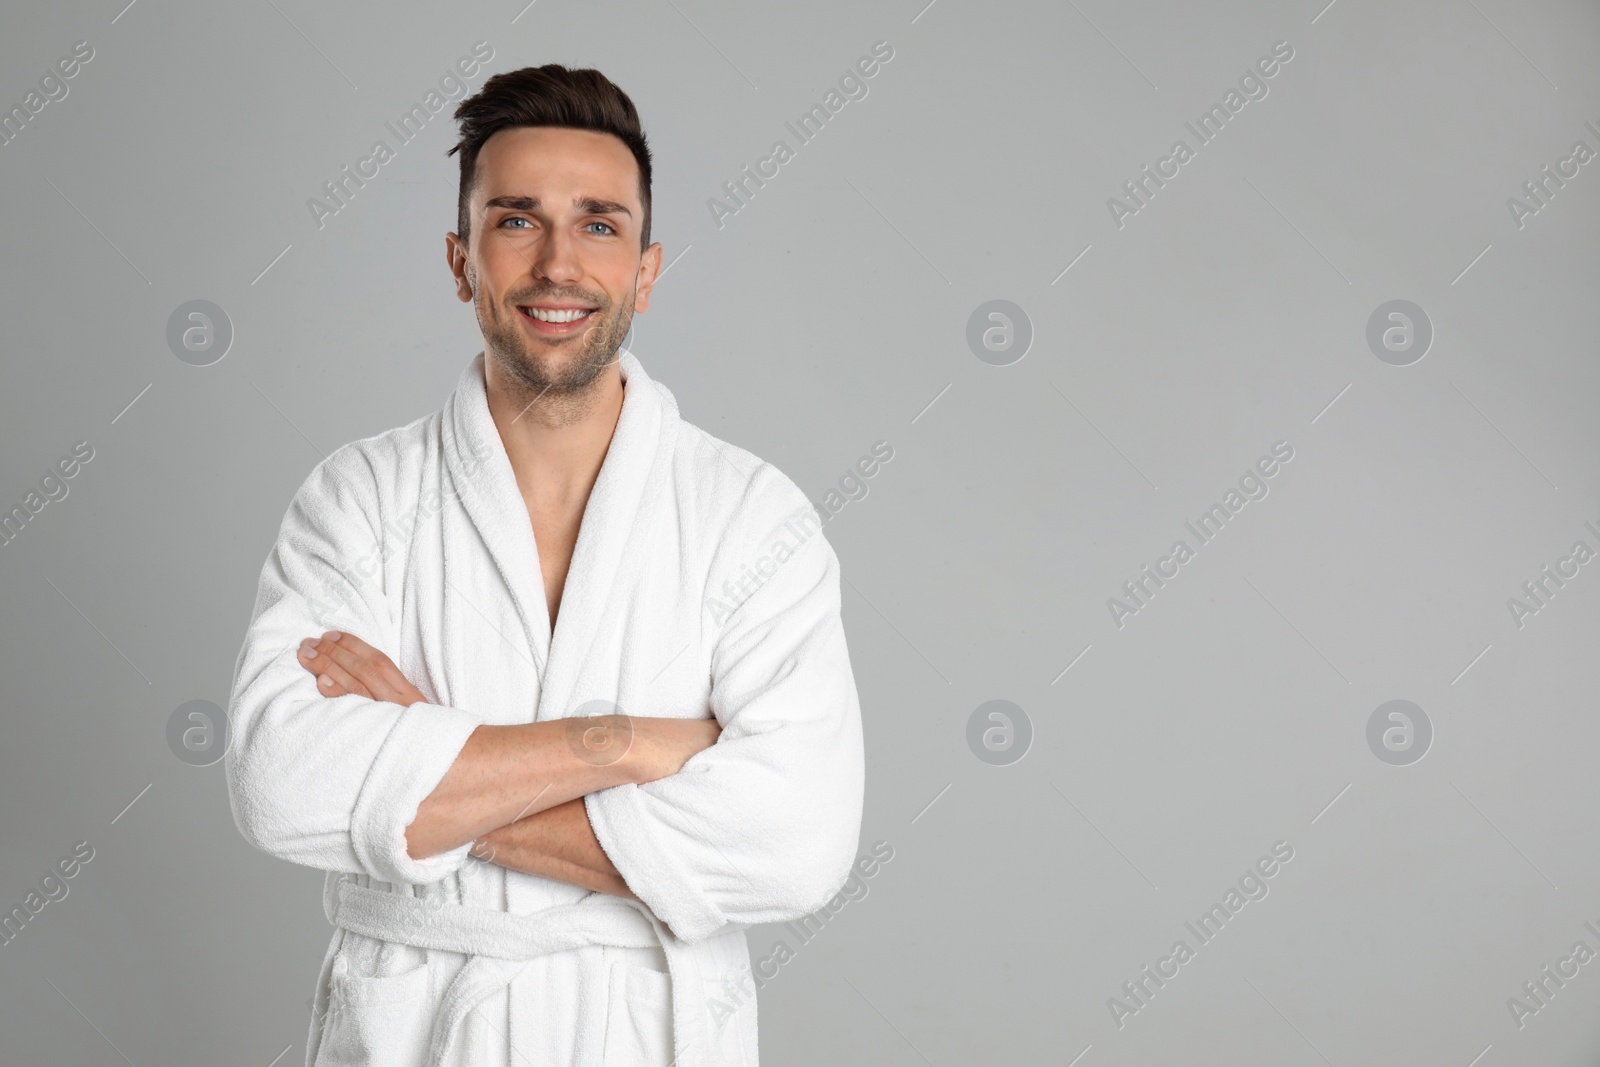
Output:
(448, 126), (661, 401)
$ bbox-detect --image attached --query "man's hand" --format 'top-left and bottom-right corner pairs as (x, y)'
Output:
(296, 628), (724, 872)
(296, 630), (721, 779)
(298, 630), (427, 706)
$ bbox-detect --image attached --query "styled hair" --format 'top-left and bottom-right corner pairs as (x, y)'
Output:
(448, 64), (653, 249)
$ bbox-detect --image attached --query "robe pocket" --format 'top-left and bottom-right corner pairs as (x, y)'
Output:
(603, 960), (673, 1065)
(313, 958), (433, 1067)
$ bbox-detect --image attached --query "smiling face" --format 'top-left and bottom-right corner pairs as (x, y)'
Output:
(447, 125), (661, 404)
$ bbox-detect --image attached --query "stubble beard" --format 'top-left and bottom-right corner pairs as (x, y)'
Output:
(474, 270), (634, 422)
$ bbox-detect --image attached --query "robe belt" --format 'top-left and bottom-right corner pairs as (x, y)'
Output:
(324, 878), (710, 1067)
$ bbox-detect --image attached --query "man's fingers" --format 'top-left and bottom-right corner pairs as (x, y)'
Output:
(320, 633), (404, 695)
(323, 630), (378, 657)
(315, 675), (363, 700)
(298, 640), (371, 699)
(298, 630), (431, 707)
(303, 631), (421, 705)
(296, 640), (325, 676)
(313, 633), (378, 682)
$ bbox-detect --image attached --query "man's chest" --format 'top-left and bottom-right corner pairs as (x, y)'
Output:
(526, 499), (583, 631)
(387, 484), (716, 724)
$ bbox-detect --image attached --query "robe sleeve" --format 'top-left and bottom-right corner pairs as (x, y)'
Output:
(585, 470), (866, 943)
(224, 448), (486, 886)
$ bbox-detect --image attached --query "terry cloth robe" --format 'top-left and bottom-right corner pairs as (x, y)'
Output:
(224, 350), (866, 1067)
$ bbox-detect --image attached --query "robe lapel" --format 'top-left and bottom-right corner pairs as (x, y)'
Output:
(536, 351), (669, 723)
(442, 352), (552, 681)
(439, 350), (673, 724)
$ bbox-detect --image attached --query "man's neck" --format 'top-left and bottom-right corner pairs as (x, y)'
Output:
(483, 354), (625, 512)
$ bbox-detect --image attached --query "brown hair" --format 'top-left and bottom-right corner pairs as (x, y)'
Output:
(448, 64), (653, 249)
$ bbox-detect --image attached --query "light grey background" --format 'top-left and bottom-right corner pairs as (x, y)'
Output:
(1, 0), (1597, 1063)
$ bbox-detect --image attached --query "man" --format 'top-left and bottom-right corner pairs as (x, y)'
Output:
(225, 64), (865, 1067)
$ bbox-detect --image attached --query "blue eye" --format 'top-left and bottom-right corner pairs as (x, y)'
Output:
(587, 221), (615, 235)
(501, 217), (530, 229)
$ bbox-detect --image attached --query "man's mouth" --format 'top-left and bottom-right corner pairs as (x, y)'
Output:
(519, 305), (598, 324)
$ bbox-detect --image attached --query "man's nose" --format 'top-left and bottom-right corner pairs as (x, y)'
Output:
(531, 226), (583, 285)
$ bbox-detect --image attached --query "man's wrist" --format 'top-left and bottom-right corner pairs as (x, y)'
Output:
(561, 713), (649, 788)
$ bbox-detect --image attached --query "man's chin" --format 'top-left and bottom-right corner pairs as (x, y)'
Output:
(492, 342), (614, 397)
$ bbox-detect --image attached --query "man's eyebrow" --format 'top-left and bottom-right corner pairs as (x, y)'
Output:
(482, 195), (633, 218)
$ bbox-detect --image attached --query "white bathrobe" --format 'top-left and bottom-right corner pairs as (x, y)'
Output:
(225, 350), (865, 1067)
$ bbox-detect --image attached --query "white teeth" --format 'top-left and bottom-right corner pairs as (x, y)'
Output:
(526, 307), (592, 323)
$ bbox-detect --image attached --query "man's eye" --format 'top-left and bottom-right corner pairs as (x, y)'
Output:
(501, 217), (530, 229)
(587, 221), (615, 235)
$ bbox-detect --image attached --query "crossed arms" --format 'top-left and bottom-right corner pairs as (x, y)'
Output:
(225, 453), (864, 942)
(294, 629), (719, 901)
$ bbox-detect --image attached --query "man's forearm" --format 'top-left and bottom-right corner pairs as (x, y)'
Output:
(405, 718), (637, 861)
(304, 631), (719, 862)
(406, 712), (718, 862)
(472, 797), (638, 900)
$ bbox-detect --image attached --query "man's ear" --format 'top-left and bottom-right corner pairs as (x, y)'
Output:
(634, 242), (664, 313)
(445, 233), (473, 302)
